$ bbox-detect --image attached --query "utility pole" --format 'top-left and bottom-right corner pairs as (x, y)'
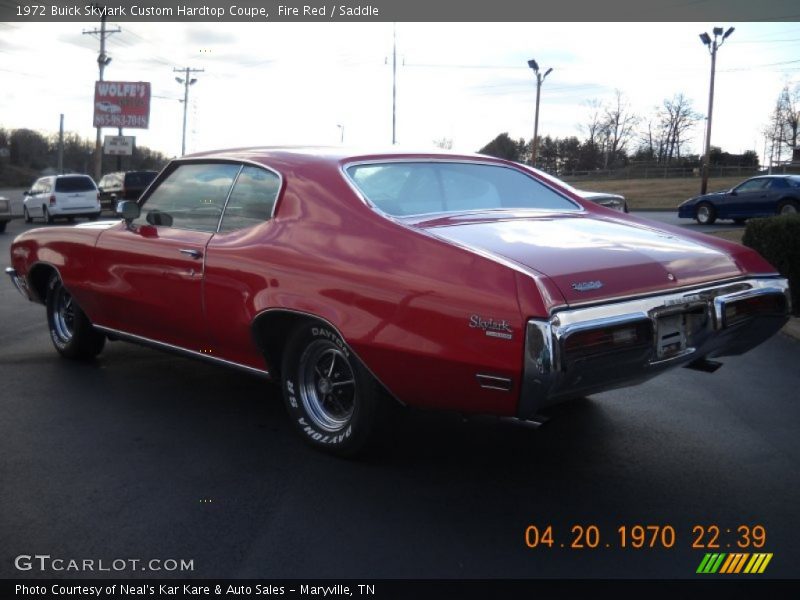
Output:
(83, 7), (120, 180)
(392, 23), (397, 145)
(174, 67), (203, 156)
(527, 59), (553, 168)
(698, 26), (734, 195)
(57, 114), (64, 174)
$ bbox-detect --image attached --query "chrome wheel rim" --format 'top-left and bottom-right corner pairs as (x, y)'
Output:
(298, 341), (356, 431)
(52, 285), (75, 343)
(697, 205), (710, 223)
(780, 204), (797, 215)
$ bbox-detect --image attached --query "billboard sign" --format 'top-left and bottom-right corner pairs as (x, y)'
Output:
(104, 135), (135, 156)
(93, 81), (151, 129)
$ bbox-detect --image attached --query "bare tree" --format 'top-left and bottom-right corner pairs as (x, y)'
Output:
(777, 84), (799, 158)
(433, 137), (453, 150)
(665, 93), (700, 163)
(579, 98), (605, 146)
(602, 90), (638, 167)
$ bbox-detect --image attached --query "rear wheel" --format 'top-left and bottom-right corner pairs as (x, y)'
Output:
(45, 274), (105, 359)
(0, 220), (6, 233)
(777, 200), (798, 216)
(695, 202), (717, 225)
(23, 207), (32, 223)
(43, 206), (54, 224)
(281, 322), (388, 456)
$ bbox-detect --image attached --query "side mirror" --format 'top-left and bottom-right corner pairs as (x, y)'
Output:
(729, 189), (738, 196)
(117, 200), (140, 227)
(23, 190), (30, 196)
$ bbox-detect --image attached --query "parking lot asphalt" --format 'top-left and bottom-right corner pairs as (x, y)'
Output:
(1, 218), (799, 580)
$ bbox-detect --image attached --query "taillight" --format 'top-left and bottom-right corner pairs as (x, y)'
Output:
(563, 321), (651, 358)
(724, 294), (786, 326)
(49, 194), (56, 206)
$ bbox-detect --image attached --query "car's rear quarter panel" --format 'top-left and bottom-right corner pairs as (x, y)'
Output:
(205, 156), (554, 415)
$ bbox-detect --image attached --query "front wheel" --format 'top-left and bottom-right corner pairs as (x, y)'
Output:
(777, 200), (798, 216)
(695, 202), (717, 225)
(281, 322), (388, 456)
(46, 274), (105, 359)
(43, 206), (54, 224)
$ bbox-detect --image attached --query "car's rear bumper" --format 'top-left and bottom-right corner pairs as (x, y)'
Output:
(5, 267), (33, 301)
(519, 277), (791, 417)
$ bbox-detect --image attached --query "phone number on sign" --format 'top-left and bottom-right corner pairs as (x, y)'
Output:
(524, 524), (767, 550)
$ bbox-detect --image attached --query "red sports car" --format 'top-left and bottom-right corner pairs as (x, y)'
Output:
(6, 148), (791, 455)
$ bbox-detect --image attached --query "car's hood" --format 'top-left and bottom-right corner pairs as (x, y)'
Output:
(418, 214), (744, 305)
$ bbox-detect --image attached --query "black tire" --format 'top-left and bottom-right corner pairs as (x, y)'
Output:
(0, 220), (6, 233)
(777, 200), (798, 216)
(695, 202), (717, 225)
(281, 322), (388, 456)
(45, 274), (105, 359)
(88, 212), (100, 221)
(24, 207), (32, 223)
(43, 206), (54, 224)
(733, 218), (746, 225)
(67, 216), (75, 223)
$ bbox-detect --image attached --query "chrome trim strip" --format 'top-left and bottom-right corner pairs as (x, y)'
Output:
(518, 276), (790, 418)
(94, 325), (271, 378)
(215, 163), (244, 232)
(475, 373), (514, 391)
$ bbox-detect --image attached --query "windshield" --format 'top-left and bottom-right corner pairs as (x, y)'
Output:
(346, 162), (580, 217)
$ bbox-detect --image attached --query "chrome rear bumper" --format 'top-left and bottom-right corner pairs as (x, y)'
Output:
(5, 267), (32, 301)
(519, 277), (791, 418)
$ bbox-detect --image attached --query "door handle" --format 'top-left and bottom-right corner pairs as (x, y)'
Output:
(179, 248), (203, 259)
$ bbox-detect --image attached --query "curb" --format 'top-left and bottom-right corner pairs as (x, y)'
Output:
(782, 318), (800, 342)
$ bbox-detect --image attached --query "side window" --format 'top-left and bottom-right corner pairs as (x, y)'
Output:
(767, 178), (788, 190)
(736, 179), (766, 193)
(218, 166), (281, 233)
(137, 163), (240, 232)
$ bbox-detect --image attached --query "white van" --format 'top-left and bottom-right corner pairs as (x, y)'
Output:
(23, 175), (102, 224)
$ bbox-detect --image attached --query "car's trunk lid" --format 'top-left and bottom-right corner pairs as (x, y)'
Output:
(415, 213), (744, 305)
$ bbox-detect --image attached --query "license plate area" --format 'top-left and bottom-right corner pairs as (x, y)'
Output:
(655, 313), (687, 359)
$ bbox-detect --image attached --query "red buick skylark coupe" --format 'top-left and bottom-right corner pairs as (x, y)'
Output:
(7, 148), (790, 454)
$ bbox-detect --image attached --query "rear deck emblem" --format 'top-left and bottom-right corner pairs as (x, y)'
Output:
(571, 280), (603, 292)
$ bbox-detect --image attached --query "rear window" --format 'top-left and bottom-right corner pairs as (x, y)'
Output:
(55, 176), (96, 193)
(125, 172), (157, 188)
(346, 162), (580, 217)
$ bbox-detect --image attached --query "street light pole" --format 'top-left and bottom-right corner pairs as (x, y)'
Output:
(174, 67), (203, 156)
(699, 26), (734, 195)
(337, 124), (344, 144)
(527, 59), (552, 168)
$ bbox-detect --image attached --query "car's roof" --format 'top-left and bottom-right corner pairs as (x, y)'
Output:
(182, 146), (504, 167)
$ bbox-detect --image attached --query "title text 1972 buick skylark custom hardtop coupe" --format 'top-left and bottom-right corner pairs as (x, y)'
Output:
(6, 148), (791, 454)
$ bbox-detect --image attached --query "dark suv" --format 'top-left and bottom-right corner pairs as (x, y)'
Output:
(97, 171), (158, 211)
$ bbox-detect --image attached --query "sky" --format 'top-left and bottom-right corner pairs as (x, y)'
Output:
(1, 21), (799, 163)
